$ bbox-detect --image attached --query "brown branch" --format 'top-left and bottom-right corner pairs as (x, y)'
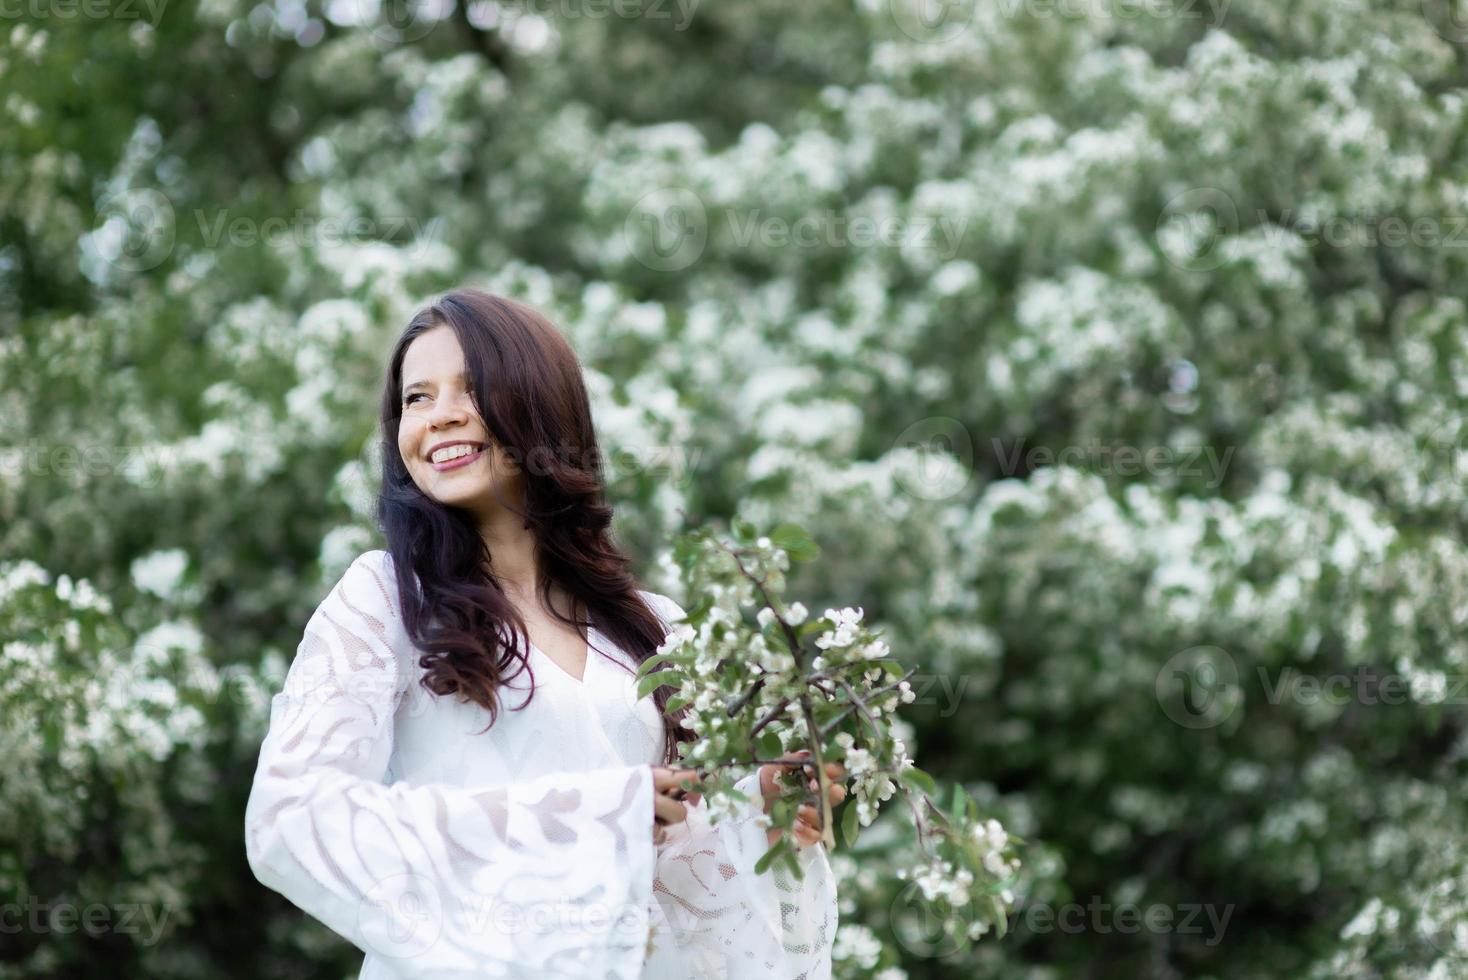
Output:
(800, 693), (836, 849)
(726, 677), (767, 717)
(747, 695), (793, 738)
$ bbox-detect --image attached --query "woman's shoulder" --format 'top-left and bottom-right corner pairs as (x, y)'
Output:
(329, 549), (405, 624)
(339, 548), (391, 583)
(636, 588), (688, 627)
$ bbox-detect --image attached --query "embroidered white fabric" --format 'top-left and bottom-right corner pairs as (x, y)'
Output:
(244, 550), (836, 979)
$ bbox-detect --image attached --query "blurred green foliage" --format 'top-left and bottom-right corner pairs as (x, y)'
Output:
(4, 0), (1468, 977)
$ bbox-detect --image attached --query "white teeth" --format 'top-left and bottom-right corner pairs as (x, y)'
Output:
(431, 444), (482, 464)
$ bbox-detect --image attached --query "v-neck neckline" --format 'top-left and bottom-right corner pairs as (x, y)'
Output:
(529, 625), (596, 686)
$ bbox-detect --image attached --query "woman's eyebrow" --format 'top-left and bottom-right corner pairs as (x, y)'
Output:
(402, 372), (469, 395)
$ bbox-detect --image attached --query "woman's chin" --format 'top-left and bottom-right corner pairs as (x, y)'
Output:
(432, 486), (515, 514)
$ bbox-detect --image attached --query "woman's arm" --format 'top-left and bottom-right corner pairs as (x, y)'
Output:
(245, 552), (659, 979)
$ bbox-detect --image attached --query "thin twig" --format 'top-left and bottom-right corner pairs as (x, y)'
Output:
(726, 677), (767, 717)
(800, 693), (836, 848)
(724, 544), (805, 664)
(748, 696), (793, 738)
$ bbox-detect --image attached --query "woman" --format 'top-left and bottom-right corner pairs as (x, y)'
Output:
(243, 289), (846, 979)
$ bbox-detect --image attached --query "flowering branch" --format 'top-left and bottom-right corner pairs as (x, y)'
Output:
(636, 519), (1024, 948)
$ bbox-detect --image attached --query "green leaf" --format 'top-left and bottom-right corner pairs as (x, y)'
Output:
(665, 693), (690, 713)
(841, 801), (860, 848)
(770, 522), (820, 562)
(757, 730), (783, 760)
(733, 518), (758, 543)
(684, 593), (714, 623)
(900, 766), (937, 797)
(636, 672), (676, 699)
(991, 896), (1008, 939)
(636, 652), (673, 675)
(952, 783), (969, 825)
(754, 834), (789, 875)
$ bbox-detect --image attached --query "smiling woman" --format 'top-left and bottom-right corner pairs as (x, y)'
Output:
(242, 289), (840, 979)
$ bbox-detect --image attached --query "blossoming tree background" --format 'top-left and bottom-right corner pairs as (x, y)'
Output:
(4, 0), (1468, 977)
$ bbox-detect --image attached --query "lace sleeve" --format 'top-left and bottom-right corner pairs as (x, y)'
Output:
(244, 552), (658, 979)
(639, 592), (838, 980)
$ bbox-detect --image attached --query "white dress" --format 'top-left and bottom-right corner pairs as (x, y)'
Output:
(243, 549), (837, 979)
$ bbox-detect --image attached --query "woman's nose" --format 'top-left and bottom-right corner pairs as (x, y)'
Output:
(427, 391), (471, 428)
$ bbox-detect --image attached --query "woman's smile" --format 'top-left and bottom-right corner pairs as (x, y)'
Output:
(428, 441), (488, 471)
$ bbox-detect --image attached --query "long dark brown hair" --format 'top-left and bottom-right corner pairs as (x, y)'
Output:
(374, 288), (690, 763)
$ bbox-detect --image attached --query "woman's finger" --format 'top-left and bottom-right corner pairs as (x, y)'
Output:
(653, 766), (702, 799)
(806, 761), (847, 787)
(653, 792), (690, 827)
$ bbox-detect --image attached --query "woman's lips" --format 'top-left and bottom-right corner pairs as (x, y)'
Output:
(431, 448), (486, 472)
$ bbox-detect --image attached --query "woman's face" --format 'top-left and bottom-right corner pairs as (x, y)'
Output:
(396, 325), (520, 515)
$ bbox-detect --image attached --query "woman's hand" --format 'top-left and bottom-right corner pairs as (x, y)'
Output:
(651, 766), (702, 843)
(758, 750), (848, 848)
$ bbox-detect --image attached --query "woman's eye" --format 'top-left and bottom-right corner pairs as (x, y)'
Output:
(405, 393), (426, 405)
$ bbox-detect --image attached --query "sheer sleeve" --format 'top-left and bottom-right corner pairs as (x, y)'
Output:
(639, 592), (838, 980)
(244, 551), (658, 979)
